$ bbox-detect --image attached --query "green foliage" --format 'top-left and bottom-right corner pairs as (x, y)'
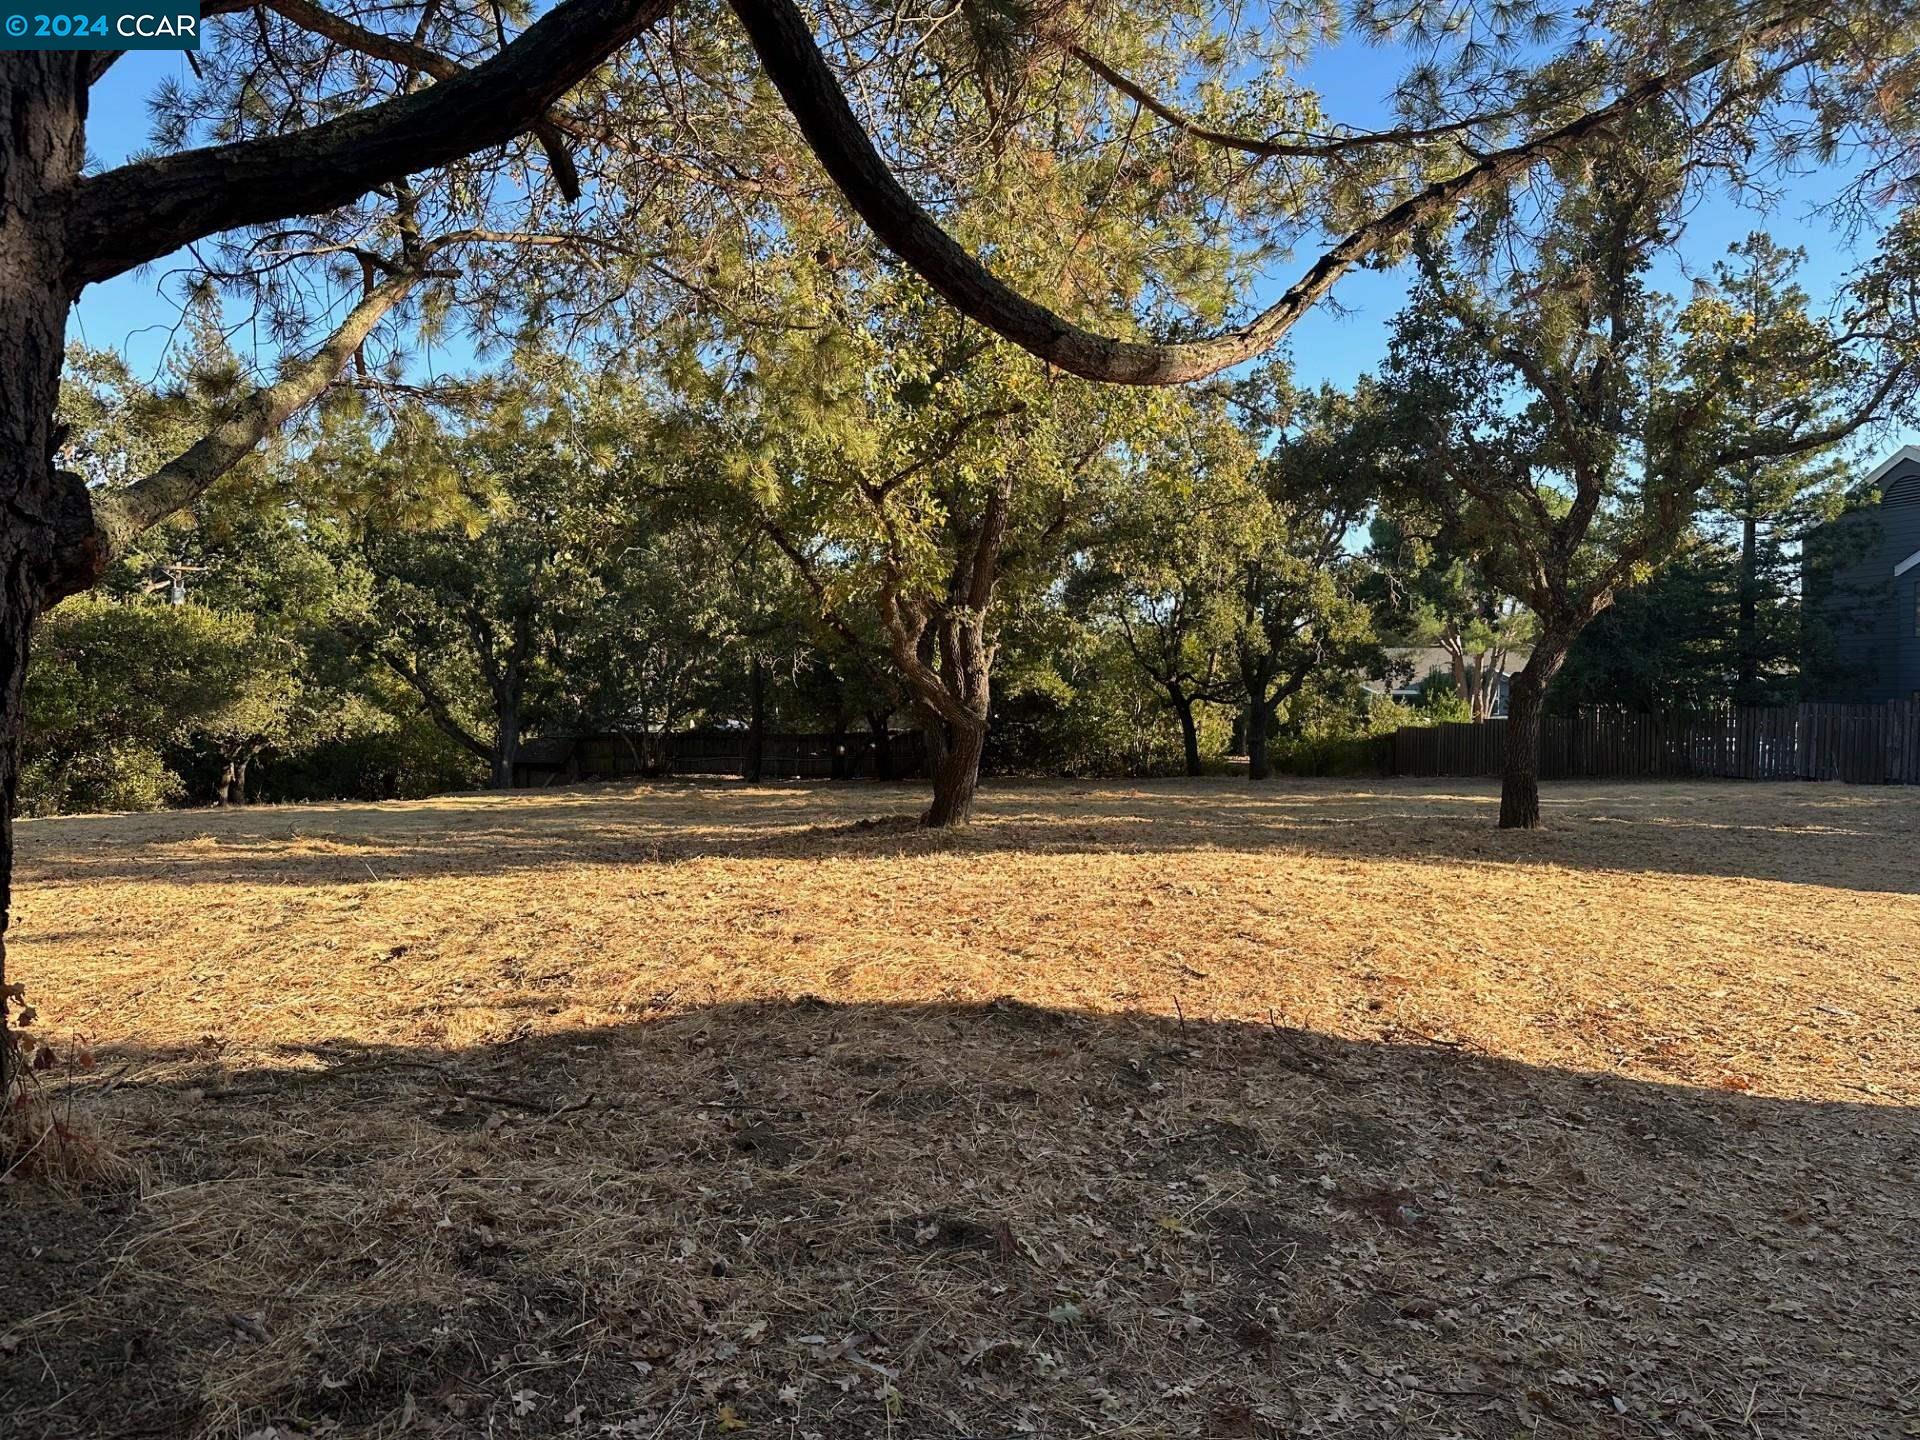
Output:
(23, 595), (269, 814)
(1373, 113), (1918, 757)
(1366, 511), (1537, 718)
(1412, 675), (1474, 723)
(21, 741), (182, 817)
(989, 628), (1233, 778)
(303, 367), (752, 782)
(1074, 383), (1271, 717)
(1267, 696), (1417, 777)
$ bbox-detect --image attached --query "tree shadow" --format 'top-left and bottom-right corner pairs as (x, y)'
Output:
(7, 998), (1915, 1439)
(18, 776), (1920, 894)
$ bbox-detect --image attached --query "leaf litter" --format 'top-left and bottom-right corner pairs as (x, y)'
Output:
(2, 776), (1917, 1438)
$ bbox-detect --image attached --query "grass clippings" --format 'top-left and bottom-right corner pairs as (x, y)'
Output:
(3, 776), (1918, 1439)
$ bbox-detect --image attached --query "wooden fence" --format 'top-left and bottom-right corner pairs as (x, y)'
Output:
(1388, 700), (1920, 785)
(513, 729), (926, 787)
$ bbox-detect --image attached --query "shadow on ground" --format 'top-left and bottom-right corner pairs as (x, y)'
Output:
(6, 998), (1915, 1439)
(17, 776), (1920, 896)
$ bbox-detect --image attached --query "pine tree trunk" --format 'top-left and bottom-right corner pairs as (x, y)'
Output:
(0, 56), (89, 1095)
(0, 590), (34, 1098)
(1737, 510), (1759, 705)
(923, 717), (985, 827)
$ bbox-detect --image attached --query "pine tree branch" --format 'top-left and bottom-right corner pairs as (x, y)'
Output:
(63, 0), (672, 288)
(728, 0), (1812, 385)
(48, 264), (426, 600)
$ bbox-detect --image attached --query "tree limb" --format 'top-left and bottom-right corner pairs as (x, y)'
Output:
(64, 0), (673, 289)
(378, 648), (495, 760)
(48, 265), (426, 601)
(242, 0), (585, 200)
(727, 0), (1804, 385)
(1063, 42), (1551, 160)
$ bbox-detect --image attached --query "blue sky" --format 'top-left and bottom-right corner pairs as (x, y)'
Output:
(75, 35), (1920, 464)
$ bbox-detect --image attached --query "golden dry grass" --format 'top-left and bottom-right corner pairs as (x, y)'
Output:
(4, 776), (1918, 1439)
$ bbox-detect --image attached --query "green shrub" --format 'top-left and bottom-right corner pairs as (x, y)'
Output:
(1267, 693), (1421, 777)
(988, 641), (1231, 777)
(1413, 674), (1474, 723)
(20, 740), (183, 816)
(21, 595), (265, 814)
(252, 716), (483, 802)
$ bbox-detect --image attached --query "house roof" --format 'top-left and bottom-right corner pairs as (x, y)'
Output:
(1863, 445), (1920, 492)
(1807, 446), (1920, 538)
(1368, 645), (1532, 691)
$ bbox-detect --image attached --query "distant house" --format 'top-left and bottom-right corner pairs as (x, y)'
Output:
(1803, 445), (1920, 702)
(1362, 645), (1532, 716)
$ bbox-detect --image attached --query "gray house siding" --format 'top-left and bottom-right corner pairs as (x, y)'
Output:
(1804, 453), (1920, 702)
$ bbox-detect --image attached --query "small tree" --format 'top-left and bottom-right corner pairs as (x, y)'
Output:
(1074, 396), (1263, 775)
(1379, 128), (1919, 827)
(1703, 237), (1855, 706)
(1368, 514), (1537, 720)
(673, 271), (1168, 825)
(1233, 388), (1382, 782)
(317, 372), (729, 787)
(23, 597), (275, 813)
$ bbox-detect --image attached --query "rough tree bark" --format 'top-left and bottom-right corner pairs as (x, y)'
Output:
(1169, 684), (1203, 777)
(219, 753), (253, 806)
(1498, 637), (1571, 830)
(922, 704), (987, 826)
(0, 55), (90, 1093)
(876, 476), (1009, 828)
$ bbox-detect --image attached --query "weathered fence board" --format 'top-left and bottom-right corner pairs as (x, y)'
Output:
(1389, 700), (1920, 785)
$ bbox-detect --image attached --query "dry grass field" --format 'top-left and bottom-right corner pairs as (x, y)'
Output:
(4, 777), (1918, 1439)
